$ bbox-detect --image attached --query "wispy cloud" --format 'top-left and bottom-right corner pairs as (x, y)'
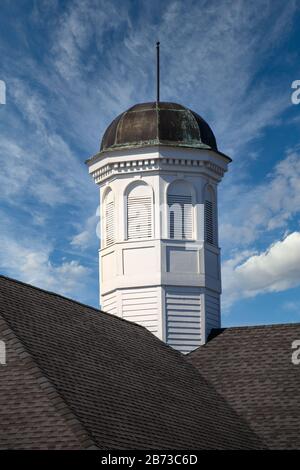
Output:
(220, 146), (300, 309)
(31, 0), (299, 156)
(220, 148), (300, 249)
(1, 79), (92, 205)
(0, 235), (91, 299)
(154, 0), (298, 155)
(71, 212), (99, 250)
(0, 0), (299, 312)
(51, 0), (130, 81)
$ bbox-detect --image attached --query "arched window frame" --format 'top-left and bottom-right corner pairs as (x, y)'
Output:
(166, 180), (196, 240)
(124, 181), (154, 240)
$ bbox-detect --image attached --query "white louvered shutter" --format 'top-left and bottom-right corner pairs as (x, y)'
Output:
(127, 191), (152, 239)
(205, 200), (214, 244)
(105, 200), (114, 246)
(168, 194), (193, 239)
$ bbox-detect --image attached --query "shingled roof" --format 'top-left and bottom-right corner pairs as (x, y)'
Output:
(0, 275), (262, 450)
(187, 325), (300, 450)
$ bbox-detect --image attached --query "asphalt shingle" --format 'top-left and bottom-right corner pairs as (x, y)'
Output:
(0, 275), (262, 449)
(187, 324), (300, 449)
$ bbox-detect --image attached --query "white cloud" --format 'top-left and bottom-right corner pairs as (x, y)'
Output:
(71, 212), (99, 250)
(151, 0), (297, 155)
(223, 232), (300, 309)
(0, 0), (299, 312)
(0, 236), (91, 299)
(2, 1), (297, 203)
(0, 79), (93, 207)
(51, 0), (129, 81)
(34, 0), (298, 157)
(220, 149), (300, 248)
(0, 138), (33, 197)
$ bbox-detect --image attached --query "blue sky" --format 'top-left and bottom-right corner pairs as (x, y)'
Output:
(0, 0), (300, 327)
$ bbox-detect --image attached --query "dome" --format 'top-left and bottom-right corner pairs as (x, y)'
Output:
(100, 102), (218, 153)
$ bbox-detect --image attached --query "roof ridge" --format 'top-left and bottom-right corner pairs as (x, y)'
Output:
(221, 322), (300, 330)
(0, 274), (146, 330)
(187, 322), (300, 357)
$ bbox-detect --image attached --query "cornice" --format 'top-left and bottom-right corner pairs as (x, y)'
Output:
(91, 156), (225, 184)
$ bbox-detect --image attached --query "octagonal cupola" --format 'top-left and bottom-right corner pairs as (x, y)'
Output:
(87, 32), (230, 357)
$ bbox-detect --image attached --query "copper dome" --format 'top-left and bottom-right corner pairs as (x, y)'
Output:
(100, 102), (218, 153)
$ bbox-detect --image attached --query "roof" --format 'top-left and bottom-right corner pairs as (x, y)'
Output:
(100, 102), (219, 154)
(0, 275), (262, 450)
(187, 324), (300, 450)
(0, 314), (94, 450)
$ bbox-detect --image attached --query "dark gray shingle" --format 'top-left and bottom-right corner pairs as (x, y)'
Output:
(187, 324), (300, 449)
(0, 275), (262, 449)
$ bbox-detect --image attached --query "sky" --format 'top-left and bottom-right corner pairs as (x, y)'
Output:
(0, 0), (300, 327)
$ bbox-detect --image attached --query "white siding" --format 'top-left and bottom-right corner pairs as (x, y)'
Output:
(102, 291), (118, 316)
(166, 288), (202, 354)
(121, 288), (159, 335)
(205, 291), (220, 338)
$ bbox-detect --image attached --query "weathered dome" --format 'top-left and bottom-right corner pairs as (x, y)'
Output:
(100, 102), (218, 153)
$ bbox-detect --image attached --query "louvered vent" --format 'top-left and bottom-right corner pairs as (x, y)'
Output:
(105, 200), (115, 247)
(205, 200), (214, 244)
(168, 195), (193, 239)
(166, 288), (201, 353)
(127, 196), (152, 239)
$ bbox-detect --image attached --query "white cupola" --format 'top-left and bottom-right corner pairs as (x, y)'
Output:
(87, 101), (231, 353)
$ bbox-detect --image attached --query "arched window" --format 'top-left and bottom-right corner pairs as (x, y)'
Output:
(167, 181), (194, 240)
(205, 185), (215, 245)
(126, 183), (153, 239)
(103, 189), (115, 247)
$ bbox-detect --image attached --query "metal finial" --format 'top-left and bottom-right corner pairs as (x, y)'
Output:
(156, 42), (160, 102)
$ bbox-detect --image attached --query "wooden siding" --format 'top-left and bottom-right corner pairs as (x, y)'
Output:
(102, 291), (118, 316)
(121, 288), (159, 335)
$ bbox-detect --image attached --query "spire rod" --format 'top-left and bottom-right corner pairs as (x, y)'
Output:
(156, 41), (160, 102)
